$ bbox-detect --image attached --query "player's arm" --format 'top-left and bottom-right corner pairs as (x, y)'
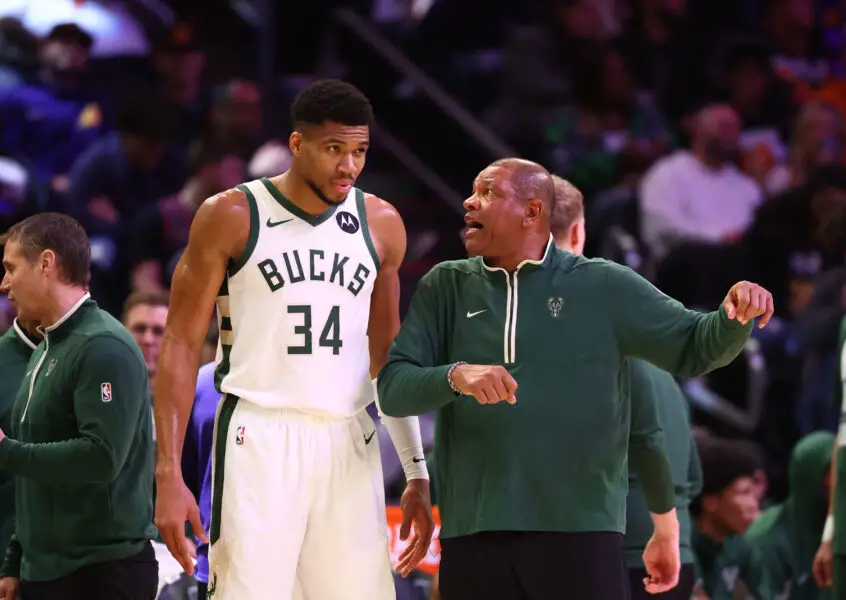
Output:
(628, 361), (677, 539)
(606, 262), (754, 377)
(0, 336), (147, 482)
(153, 189), (248, 477)
(365, 196), (429, 479)
(377, 264), (457, 417)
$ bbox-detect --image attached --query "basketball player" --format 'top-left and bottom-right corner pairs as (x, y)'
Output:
(153, 79), (434, 599)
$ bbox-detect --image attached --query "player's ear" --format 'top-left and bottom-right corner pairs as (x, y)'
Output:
(289, 131), (303, 156)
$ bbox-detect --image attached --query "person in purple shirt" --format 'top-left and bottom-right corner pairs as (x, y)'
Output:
(181, 361), (220, 597)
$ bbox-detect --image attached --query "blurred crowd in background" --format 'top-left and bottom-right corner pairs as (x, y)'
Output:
(2, 0), (846, 598)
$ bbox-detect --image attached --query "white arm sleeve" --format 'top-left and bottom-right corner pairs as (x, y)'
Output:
(373, 379), (429, 481)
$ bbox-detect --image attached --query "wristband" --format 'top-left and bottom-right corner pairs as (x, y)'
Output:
(447, 361), (467, 395)
(823, 514), (834, 543)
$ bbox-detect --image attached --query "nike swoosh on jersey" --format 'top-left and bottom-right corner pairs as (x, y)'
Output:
(266, 217), (294, 227)
(364, 430), (376, 445)
(466, 309), (487, 318)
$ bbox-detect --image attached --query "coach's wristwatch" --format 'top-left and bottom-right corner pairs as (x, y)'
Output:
(446, 361), (467, 395)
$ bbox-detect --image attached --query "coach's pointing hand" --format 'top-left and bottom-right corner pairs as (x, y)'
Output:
(722, 281), (774, 328)
(450, 364), (517, 405)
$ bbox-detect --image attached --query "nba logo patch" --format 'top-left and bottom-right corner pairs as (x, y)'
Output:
(235, 425), (246, 446)
(100, 382), (112, 403)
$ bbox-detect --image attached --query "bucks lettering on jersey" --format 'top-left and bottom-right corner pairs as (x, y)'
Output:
(214, 178), (380, 416)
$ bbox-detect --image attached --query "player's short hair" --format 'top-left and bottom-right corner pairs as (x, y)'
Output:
(121, 291), (170, 323)
(2, 213), (90, 287)
(290, 79), (374, 130)
(690, 437), (761, 515)
(549, 175), (584, 237)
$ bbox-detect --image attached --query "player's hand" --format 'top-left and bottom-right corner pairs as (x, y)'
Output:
(642, 531), (680, 594)
(0, 576), (19, 600)
(691, 584), (710, 600)
(450, 364), (517, 405)
(813, 540), (834, 588)
(723, 281), (774, 328)
(154, 471), (207, 576)
(0, 428), (6, 443)
(396, 479), (435, 578)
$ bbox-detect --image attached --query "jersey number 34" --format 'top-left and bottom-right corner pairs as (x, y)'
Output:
(287, 305), (342, 355)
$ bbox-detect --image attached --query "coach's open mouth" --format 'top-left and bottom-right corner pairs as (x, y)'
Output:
(464, 215), (484, 231)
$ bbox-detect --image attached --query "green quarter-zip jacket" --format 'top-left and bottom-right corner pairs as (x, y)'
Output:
(0, 322), (38, 560)
(625, 359), (702, 567)
(378, 239), (753, 539)
(0, 295), (156, 582)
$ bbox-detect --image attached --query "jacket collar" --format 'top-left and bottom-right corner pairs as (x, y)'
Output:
(11, 319), (39, 351)
(479, 234), (555, 274)
(37, 292), (93, 341)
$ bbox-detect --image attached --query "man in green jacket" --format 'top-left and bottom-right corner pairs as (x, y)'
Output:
(812, 316), (846, 599)
(0, 320), (38, 566)
(378, 158), (775, 600)
(693, 437), (770, 599)
(747, 431), (835, 599)
(0, 213), (157, 600)
(549, 174), (702, 599)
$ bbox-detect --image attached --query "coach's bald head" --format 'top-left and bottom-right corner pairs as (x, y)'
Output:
(464, 158), (554, 269)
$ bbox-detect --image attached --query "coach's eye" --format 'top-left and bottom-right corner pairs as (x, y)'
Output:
(328, 145), (340, 153)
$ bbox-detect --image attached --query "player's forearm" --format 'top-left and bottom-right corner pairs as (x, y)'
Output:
(377, 361), (455, 417)
(154, 334), (201, 473)
(629, 443), (675, 515)
(0, 534), (20, 578)
(374, 381), (429, 480)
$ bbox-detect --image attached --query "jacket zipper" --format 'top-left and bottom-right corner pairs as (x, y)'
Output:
(21, 334), (49, 423)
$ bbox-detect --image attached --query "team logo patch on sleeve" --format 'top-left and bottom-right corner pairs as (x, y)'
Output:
(100, 382), (112, 402)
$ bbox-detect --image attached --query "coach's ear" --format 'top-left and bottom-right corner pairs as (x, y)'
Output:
(289, 131), (303, 156)
(524, 198), (543, 225)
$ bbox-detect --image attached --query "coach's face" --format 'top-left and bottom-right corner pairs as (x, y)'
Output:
(463, 166), (527, 258)
(290, 121), (369, 205)
(1, 240), (50, 323)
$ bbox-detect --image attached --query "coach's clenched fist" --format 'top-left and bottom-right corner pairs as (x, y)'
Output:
(449, 364), (518, 405)
(723, 281), (774, 328)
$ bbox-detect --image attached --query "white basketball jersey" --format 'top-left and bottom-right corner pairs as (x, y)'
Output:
(214, 178), (379, 416)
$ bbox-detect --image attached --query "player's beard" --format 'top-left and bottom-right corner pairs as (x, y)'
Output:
(306, 179), (346, 206)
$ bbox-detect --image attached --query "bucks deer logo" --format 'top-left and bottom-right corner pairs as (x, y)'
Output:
(547, 297), (563, 318)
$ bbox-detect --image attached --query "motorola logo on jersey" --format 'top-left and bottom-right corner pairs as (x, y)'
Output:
(336, 211), (360, 234)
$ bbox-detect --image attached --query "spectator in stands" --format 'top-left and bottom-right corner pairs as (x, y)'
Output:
(152, 23), (207, 148)
(615, 0), (692, 111)
(0, 18), (39, 88)
(488, 0), (606, 154)
(712, 39), (795, 190)
(123, 291), (169, 394)
(128, 139), (244, 295)
(692, 438), (770, 599)
(762, 0), (827, 97)
(766, 101), (844, 195)
(741, 164), (846, 319)
(0, 319), (38, 565)
(544, 43), (672, 198)
(746, 430), (835, 599)
(640, 103), (762, 262)
(209, 80), (263, 161)
(0, 23), (106, 192)
(66, 91), (185, 314)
